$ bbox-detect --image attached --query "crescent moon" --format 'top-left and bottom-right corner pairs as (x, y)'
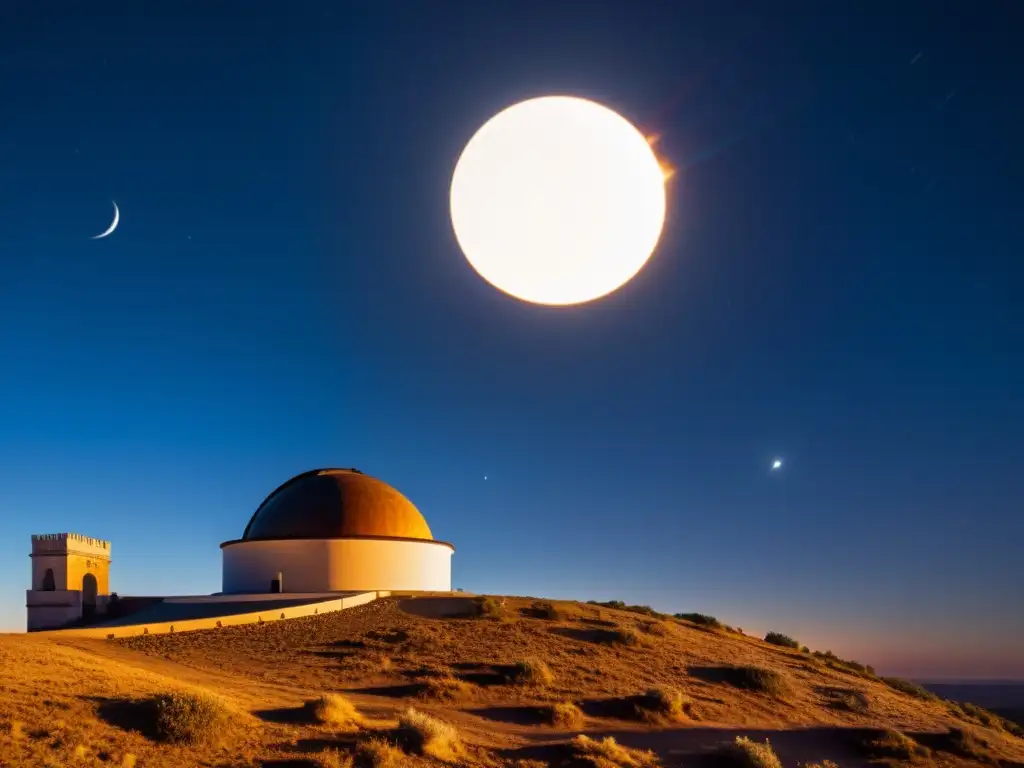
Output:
(92, 201), (119, 239)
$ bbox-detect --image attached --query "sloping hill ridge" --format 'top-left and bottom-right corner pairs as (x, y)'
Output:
(1, 595), (1022, 768)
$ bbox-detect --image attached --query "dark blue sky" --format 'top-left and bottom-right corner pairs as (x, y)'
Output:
(1, 2), (1021, 678)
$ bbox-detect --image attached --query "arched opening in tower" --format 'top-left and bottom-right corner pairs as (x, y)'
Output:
(82, 573), (98, 620)
(42, 568), (55, 591)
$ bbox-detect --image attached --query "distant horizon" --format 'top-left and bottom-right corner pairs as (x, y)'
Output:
(4, 577), (1022, 684)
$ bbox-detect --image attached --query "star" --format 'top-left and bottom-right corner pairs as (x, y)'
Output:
(771, 458), (783, 471)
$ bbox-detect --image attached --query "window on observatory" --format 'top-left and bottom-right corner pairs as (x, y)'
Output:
(42, 568), (55, 591)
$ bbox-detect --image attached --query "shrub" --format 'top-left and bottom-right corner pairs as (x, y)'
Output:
(397, 708), (462, 761)
(153, 691), (230, 745)
(960, 702), (999, 728)
(612, 627), (643, 647)
(863, 730), (929, 760)
(832, 690), (870, 714)
(570, 735), (659, 768)
(674, 613), (721, 629)
(589, 601), (666, 619)
(720, 666), (788, 697)
(546, 701), (584, 729)
(812, 651), (876, 677)
(418, 675), (473, 701)
(314, 749), (355, 768)
(588, 600), (625, 609)
(473, 596), (504, 619)
(725, 737), (783, 768)
(635, 686), (693, 723)
(532, 601), (562, 620)
(881, 677), (938, 701)
(509, 657), (554, 686)
(641, 621), (668, 636)
(764, 632), (800, 649)
(936, 727), (995, 762)
(841, 660), (875, 677)
(1003, 719), (1024, 739)
(355, 737), (405, 768)
(306, 693), (362, 729)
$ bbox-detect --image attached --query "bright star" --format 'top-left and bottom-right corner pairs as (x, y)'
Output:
(771, 458), (783, 471)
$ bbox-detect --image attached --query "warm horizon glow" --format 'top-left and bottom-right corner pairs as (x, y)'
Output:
(450, 95), (667, 306)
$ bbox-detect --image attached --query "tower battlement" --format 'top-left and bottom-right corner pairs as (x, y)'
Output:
(31, 533), (111, 559)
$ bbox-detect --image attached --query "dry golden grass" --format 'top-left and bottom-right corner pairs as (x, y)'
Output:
(936, 726), (998, 763)
(831, 689), (870, 714)
(313, 748), (356, 768)
(396, 707), (461, 761)
(509, 657), (554, 686)
(640, 621), (669, 637)
(152, 690), (231, 744)
(3, 594), (1024, 768)
(355, 737), (406, 768)
(0, 635), (261, 767)
(354, 741), (405, 768)
(570, 735), (660, 768)
(545, 700), (584, 729)
(863, 729), (931, 761)
(418, 675), (474, 701)
(634, 685), (694, 723)
(611, 627), (645, 647)
(307, 693), (363, 729)
(718, 665), (789, 697)
(726, 737), (783, 768)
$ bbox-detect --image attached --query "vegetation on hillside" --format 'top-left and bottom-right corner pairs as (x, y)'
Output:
(2, 594), (1022, 768)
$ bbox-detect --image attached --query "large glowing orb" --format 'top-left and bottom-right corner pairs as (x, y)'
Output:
(450, 96), (667, 306)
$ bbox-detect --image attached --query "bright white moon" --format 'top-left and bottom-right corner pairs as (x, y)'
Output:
(450, 96), (667, 306)
(92, 201), (120, 240)
(771, 458), (783, 471)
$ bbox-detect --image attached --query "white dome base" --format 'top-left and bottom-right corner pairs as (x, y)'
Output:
(222, 537), (453, 594)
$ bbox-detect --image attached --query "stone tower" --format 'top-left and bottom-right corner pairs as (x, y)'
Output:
(26, 533), (111, 631)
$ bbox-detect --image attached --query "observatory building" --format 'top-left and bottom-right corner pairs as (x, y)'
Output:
(221, 468), (454, 594)
(27, 468), (454, 631)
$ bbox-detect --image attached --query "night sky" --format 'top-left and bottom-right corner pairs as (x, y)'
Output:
(1, 2), (1021, 679)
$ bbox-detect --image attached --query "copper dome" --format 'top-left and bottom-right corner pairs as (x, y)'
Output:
(241, 469), (433, 542)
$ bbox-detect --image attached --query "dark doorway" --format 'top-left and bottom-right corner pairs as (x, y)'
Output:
(82, 573), (98, 621)
(42, 568), (55, 591)
(270, 577), (282, 594)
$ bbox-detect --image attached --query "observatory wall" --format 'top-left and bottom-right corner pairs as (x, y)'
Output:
(222, 537), (452, 594)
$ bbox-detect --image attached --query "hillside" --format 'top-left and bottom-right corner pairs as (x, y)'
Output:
(1, 595), (1022, 768)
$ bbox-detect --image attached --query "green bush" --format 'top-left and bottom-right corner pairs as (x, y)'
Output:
(764, 632), (800, 649)
(674, 613), (721, 629)
(881, 677), (938, 701)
